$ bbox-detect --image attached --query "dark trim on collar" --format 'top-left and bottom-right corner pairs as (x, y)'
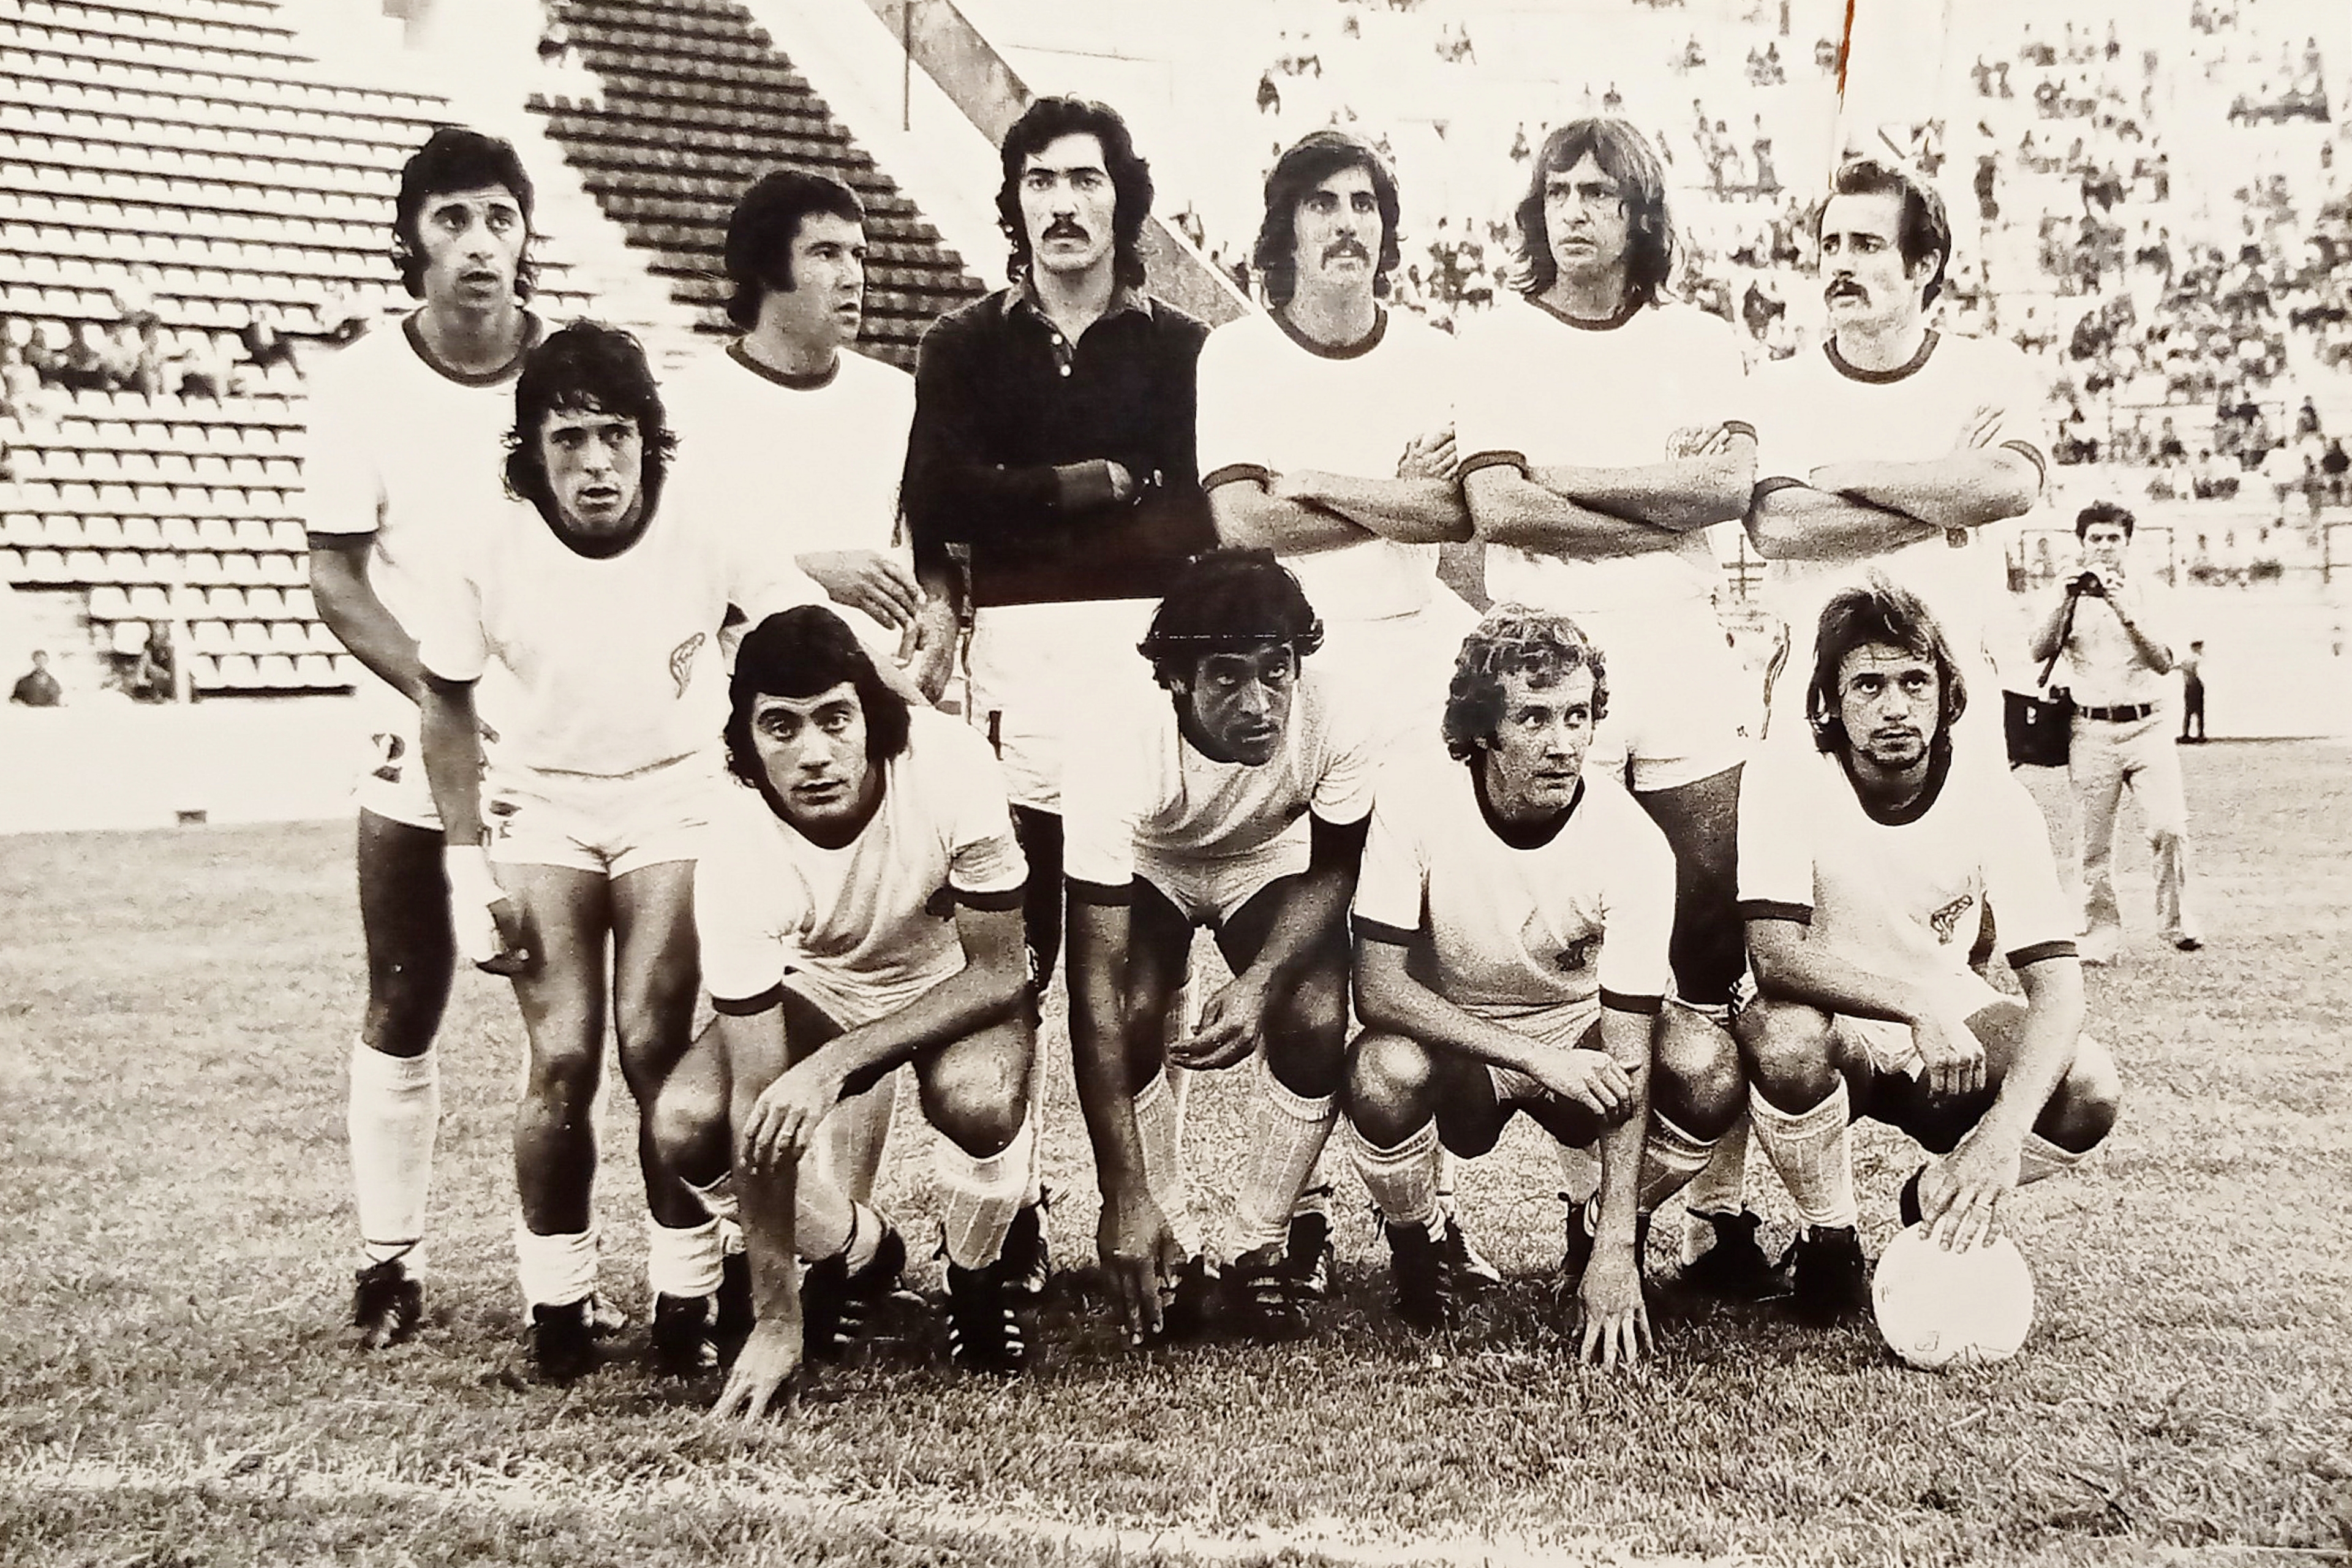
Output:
(1472, 762), (1583, 849)
(1824, 328), (1940, 385)
(1273, 303), (1388, 360)
(402, 309), (541, 387)
(1527, 292), (1644, 333)
(727, 337), (840, 391)
(1839, 735), (1953, 826)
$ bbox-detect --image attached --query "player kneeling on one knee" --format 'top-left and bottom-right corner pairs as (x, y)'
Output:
(1734, 580), (2123, 1324)
(657, 606), (1041, 1418)
(1341, 608), (1744, 1369)
(1065, 549), (1370, 1346)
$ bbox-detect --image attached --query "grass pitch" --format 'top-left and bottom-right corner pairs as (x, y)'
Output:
(2, 741), (2348, 1566)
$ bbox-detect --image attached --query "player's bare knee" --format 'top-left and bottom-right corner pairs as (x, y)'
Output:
(1739, 999), (1838, 1109)
(1343, 1031), (1438, 1143)
(1653, 1009), (1744, 1137)
(523, 1038), (601, 1117)
(647, 1074), (727, 1182)
(1266, 968), (1349, 1095)
(363, 956), (454, 1054)
(920, 1046), (1027, 1158)
(2046, 1038), (2124, 1152)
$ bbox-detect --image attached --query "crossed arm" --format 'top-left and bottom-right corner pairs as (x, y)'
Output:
(1207, 427), (1471, 556)
(1746, 417), (2041, 561)
(1463, 428), (1756, 560)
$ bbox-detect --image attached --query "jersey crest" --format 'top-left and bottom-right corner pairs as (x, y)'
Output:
(1553, 933), (1600, 973)
(1928, 892), (1976, 945)
(669, 632), (706, 697)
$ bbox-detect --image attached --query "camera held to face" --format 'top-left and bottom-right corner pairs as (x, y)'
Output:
(2068, 570), (2108, 598)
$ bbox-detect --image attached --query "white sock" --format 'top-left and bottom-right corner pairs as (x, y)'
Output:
(1679, 1111), (1751, 1264)
(939, 1115), (1033, 1272)
(1637, 1113), (1717, 1212)
(2018, 1133), (2086, 1186)
(1555, 1139), (1602, 1206)
(1749, 1082), (1860, 1231)
(349, 1042), (437, 1275)
(816, 1074), (895, 1205)
(1133, 1070), (1197, 1254)
(1229, 1055), (1336, 1256)
(646, 1215), (725, 1300)
(682, 1170), (745, 1256)
(1294, 1148), (1337, 1219)
(796, 1164), (857, 1263)
(513, 1222), (597, 1310)
(1021, 1055), (1049, 1208)
(1351, 1118), (1442, 1234)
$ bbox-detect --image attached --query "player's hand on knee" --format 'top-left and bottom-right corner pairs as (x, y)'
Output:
(1910, 1011), (1986, 1100)
(1576, 1246), (1653, 1371)
(1540, 1047), (1633, 1120)
(1172, 976), (1267, 1071)
(801, 549), (922, 628)
(741, 1062), (840, 1172)
(1920, 1131), (2022, 1253)
(711, 1318), (802, 1423)
(443, 845), (530, 976)
(1096, 1185), (1181, 1346)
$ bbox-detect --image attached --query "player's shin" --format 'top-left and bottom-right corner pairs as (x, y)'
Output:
(939, 1113), (1034, 1271)
(1677, 1112), (1751, 1262)
(1748, 1080), (1861, 1231)
(2016, 1132), (2087, 1186)
(1228, 1054), (1337, 1257)
(349, 1039), (439, 1275)
(1351, 1117), (1441, 1232)
(1132, 1069), (1198, 1254)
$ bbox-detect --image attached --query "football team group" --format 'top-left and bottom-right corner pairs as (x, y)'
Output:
(313, 96), (2127, 1416)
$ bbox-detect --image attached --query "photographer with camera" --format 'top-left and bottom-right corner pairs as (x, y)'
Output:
(2027, 502), (2203, 962)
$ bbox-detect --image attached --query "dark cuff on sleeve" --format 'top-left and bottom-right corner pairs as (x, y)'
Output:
(1737, 899), (1814, 925)
(2000, 439), (2049, 484)
(711, 983), (786, 1017)
(1456, 449), (1529, 481)
(1600, 989), (1665, 1016)
(1202, 462), (1273, 492)
(1068, 877), (1134, 908)
(1751, 475), (1807, 502)
(2007, 939), (2078, 969)
(1052, 459), (1120, 511)
(1354, 916), (1419, 946)
(954, 884), (1025, 913)
(1720, 420), (1758, 441)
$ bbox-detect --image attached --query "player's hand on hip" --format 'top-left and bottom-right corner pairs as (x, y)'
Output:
(1097, 1185), (1182, 1346)
(710, 1318), (802, 1423)
(443, 845), (530, 976)
(741, 1061), (839, 1172)
(800, 550), (922, 628)
(1917, 1129), (2022, 1253)
(1576, 1244), (1653, 1371)
(1910, 1009), (1986, 1100)
(1170, 974), (1268, 1071)
(1540, 1047), (1634, 1121)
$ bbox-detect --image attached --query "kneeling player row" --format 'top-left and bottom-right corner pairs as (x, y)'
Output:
(429, 531), (2114, 1404)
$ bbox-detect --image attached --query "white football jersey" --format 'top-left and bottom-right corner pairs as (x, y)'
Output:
(409, 492), (817, 777)
(1751, 330), (2048, 670)
(1353, 755), (1676, 1019)
(1736, 741), (2078, 984)
(300, 313), (542, 641)
(1196, 307), (1463, 626)
(1454, 294), (1751, 612)
(663, 342), (916, 658)
(695, 710), (1026, 1012)
(1062, 663), (1377, 891)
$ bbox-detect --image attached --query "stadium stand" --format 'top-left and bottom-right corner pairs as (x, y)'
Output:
(0, 0), (599, 698)
(526, 0), (988, 370)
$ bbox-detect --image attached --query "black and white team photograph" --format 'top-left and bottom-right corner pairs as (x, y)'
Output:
(2, 0), (2348, 1562)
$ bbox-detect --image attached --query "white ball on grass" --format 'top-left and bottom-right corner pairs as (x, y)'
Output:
(1871, 1223), (2036, 1371)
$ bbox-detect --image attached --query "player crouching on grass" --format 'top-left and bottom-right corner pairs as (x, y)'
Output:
(1063, 550), (1374, 1345)
(1342, 609), (1744, 1366)
(1734, 581), (2122, 1322)
(652, 605), (1039, 1414)
(414, 322), (824, 1384)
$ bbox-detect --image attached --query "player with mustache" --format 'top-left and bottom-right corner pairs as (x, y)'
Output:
(1193, 130), (1481, 1305)
(905, 97), (1215, 1295)
(1746, 157), (2048, 764)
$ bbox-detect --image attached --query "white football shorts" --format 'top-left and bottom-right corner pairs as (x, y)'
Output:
(484, 750), (722, 878)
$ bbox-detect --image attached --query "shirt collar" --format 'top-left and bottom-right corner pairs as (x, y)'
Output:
(1001, 276), (1155, 324)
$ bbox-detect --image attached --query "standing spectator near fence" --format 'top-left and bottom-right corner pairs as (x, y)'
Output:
(10, 649), (61, 706)
(2178, 639), (2206, 742)
(2027, 502), (2203, 960)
